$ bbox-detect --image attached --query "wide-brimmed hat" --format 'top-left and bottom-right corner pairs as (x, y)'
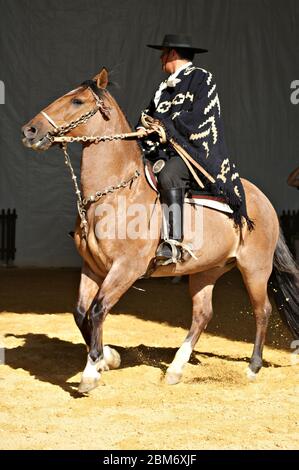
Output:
(147, 34), (208, 53)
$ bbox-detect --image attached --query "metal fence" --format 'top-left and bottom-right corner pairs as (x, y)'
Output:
(0, 209), (17, 265)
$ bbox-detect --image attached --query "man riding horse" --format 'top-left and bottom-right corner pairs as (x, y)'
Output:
(21, 42), (299, 392)
(136, 34), (253, 265)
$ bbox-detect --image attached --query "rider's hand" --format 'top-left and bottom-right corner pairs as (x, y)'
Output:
(136, 127), (156, 139)
(135, 127), (149, 138)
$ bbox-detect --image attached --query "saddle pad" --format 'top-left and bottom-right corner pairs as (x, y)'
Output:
(185, 197), (233, 214)
(144, 161), (233, 215)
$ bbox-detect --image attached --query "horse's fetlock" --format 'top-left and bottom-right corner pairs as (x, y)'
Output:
(89, 349), (100, 363)
(250, 355), (263, 373)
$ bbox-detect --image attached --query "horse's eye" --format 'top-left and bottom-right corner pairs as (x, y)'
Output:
(72, 98), (84, 105)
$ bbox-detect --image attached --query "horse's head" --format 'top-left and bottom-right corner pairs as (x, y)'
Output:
(22, 68), (110, 151)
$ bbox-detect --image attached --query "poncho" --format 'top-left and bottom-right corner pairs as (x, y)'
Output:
(139, 64), (253, 229)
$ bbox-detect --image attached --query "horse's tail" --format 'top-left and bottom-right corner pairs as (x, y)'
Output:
(270, 228), (299, 338)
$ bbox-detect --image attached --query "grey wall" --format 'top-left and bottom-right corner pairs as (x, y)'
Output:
(0, 0), (298, 266)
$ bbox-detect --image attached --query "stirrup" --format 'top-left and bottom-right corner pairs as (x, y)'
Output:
(156, 239), (198, 266)
(156, 240), (182, 266)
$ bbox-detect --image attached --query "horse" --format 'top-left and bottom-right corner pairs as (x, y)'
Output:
(22, 67), (299, 393)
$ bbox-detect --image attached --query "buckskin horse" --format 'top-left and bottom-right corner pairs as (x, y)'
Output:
(22, 68), (299, 393)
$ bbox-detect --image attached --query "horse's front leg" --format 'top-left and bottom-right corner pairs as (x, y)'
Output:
(73, 262), (101, 348)
(78, 261), (143, 394)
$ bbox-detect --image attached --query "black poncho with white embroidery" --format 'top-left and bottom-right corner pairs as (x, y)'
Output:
(140, 64), (253, 229)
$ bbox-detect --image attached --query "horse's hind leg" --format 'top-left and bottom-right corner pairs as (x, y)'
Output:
(166, 267), (229, 385)
(239, 266), (272, 379)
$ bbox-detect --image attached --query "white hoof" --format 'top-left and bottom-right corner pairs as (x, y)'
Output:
(103, 345), (121, 370)
(165, 368), (182, 385)
(78, 374), (101, 394)
(246, 367), (257, 380)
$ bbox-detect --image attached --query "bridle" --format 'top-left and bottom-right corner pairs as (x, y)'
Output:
(41, 85), (109, 143)
(40, 84), (141, 239)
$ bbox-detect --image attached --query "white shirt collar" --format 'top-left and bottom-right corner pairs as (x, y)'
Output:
(168, 61), (192, 81)
(153, 62), (193, 107)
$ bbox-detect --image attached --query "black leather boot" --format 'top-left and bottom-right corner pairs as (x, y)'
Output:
(156, 187), (185, 264)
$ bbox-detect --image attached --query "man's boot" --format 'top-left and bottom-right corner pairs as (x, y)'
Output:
(156, 187), (185, 265)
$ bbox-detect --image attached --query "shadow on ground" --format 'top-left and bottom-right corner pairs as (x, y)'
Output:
(3, 333), (285, 396)
(0, 267), (292, 349)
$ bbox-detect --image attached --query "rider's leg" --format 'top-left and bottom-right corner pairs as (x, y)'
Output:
(156, 156), (190, 263)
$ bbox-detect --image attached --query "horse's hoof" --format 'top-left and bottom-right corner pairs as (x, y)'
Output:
(103, 346), (121, 370)
(246, 367), (257, 381)
(78, 377), (100, 394)
(165, 371), (182, 385)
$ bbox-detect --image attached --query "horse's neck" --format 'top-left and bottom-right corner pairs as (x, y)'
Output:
(81, 92), (143, 197)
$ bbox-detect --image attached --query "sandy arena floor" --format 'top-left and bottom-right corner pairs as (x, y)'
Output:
(0, 267), (298, 450)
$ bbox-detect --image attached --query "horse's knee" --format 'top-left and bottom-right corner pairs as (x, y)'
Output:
(73, 304), (86, 329)
(192, 308), (213, 330)
(255, 301), (272, 326)
(264, 302), (272, 319)
(90, 299), (106, 325)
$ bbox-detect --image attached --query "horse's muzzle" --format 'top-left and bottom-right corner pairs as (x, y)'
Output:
(22, 123), (52, 151)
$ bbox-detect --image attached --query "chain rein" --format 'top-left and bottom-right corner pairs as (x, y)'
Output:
(44, 88), (141, 238)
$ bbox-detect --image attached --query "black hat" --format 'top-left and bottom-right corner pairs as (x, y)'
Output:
(147, 34), (208, 54)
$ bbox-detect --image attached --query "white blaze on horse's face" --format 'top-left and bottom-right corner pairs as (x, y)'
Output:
(21, 86), (97, 152)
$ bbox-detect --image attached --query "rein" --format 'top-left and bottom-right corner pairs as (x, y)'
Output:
(41, 86), (214, 240)
(61, 143), (140, 238)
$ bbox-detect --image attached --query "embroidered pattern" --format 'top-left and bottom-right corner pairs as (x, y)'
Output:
(234, 185), (242, 200)
(172, 111), (182, 120)
(172, 93), (186, 106)
(231, 172), (240, 181)
(183, 65), (197, 75)
(204, 93), (221, 116)
(156, 101), (172, 113)
(203, 141), (210, 159)
(208, 84), (216, 98)
(186, 91), (194, 102)
(217, 158), (231, 183)
(190, 128), (211, 140)
(158, 92), (194, 112)
(189, 115), (218, 144)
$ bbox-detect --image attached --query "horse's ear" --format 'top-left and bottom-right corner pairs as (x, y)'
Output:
(93, 67), (109, 89)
